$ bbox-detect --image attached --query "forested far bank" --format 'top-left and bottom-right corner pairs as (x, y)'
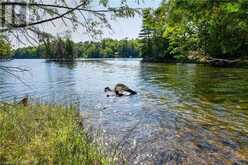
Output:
(12, 38), (142, 60)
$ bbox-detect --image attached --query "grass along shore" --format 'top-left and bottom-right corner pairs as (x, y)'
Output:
(0, 104), (110, 164)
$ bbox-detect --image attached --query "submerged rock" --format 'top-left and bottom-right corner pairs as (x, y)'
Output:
(155, 150), (186, 165)
(196, 141), (218, 152)
(207, 58), (240, 67)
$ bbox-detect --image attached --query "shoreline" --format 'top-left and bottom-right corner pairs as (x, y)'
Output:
(2, 57), (247, 68)
(0, 103), (112, 164)
(141, 58), (248, 68)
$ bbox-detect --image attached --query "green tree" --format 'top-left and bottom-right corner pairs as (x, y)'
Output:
(139, 8), (171, 61)
(0, 37), (11, 59)
(43, 37), (55, 59)
(65, 38), (75, 60)
(161, 0), (248, 59)
(55, 38), (65, 60)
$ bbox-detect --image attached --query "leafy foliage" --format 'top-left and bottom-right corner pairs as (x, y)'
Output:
(140, 0), (248, 61)
(0, 36), (12, 59)
(139, 8), (173, 61)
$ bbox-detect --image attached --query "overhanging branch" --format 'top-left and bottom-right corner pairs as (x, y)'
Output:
(0, 3), (85, 32)
(1, 2), (121, 13)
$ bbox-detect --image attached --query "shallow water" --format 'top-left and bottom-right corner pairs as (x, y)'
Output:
(0, 59), (248, 164)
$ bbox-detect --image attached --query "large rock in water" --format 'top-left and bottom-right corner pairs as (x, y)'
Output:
(114, 83), (137, 96)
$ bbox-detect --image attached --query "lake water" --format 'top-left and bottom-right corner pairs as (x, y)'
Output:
(0, 59), (248, 164)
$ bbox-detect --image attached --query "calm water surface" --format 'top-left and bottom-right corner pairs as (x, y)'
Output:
(0, 59), (248, 164)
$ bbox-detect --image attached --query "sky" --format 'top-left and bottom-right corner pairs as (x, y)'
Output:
(12, 0), (162, 48)
(76, 0), (163, 41)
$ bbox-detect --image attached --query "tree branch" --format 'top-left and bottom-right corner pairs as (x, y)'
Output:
(1, 2), (121, 13)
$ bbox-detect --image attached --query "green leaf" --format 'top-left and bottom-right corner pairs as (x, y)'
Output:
(225, 3), (240, 13)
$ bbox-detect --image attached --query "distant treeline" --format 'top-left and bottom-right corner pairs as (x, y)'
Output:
(12, 38), (141, 60)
